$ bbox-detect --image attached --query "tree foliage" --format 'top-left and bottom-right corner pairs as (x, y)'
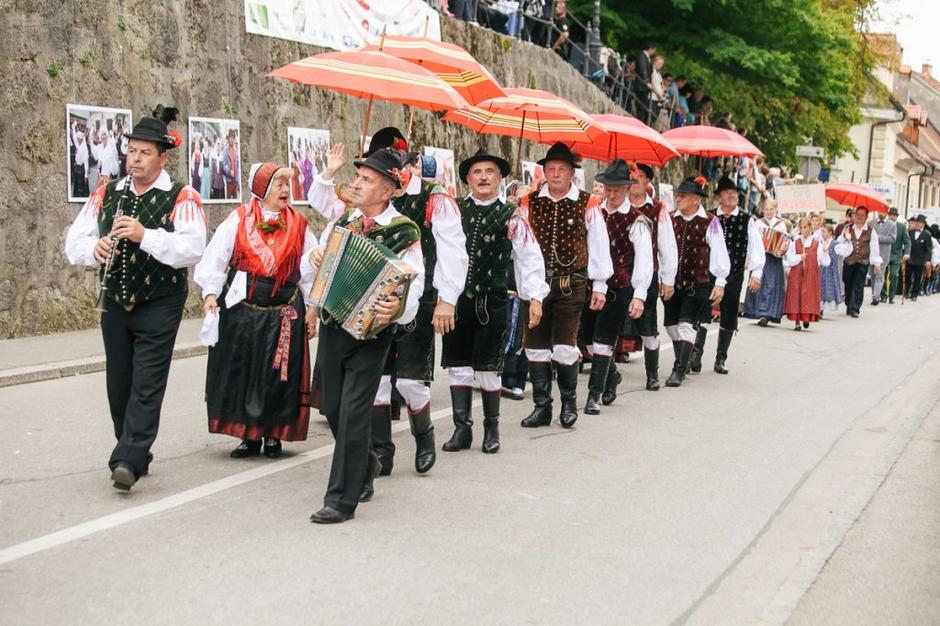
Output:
(569, 0), (884, 167)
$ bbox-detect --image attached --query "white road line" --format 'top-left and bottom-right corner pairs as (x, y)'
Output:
(0, 402), (477, 566)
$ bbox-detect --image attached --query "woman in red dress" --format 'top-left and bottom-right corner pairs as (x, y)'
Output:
(784, 217), (831, 331)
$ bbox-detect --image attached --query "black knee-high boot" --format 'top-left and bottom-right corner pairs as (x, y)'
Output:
(666, 342), (693, 387)
(689, 326), (707, 374)
(715, 328), (733, 374)
(585, 354), (611, 414)
(442, 386), (473, 451)
(644, 348), (660, 391)
(481, 390), (500, 453)
(408, 404), (436, 473)
(521, 361), (553, 428)
(556, 362), (580, 428)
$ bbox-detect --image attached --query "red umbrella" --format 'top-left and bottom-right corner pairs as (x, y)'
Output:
(564, 114), (680, 166)
(662, 126), (764, 158)
(825, 182), (890, 213)
(269, 49), (468, 153)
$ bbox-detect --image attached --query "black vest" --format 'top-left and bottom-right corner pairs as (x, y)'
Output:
(98, 180), (188, 309)
(393, 181), (445, 295)
(714, 209), (750, 275)
(459, 197), (515, 297)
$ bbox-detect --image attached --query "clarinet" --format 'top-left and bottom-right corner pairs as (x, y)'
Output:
(93, 174), (133, 312)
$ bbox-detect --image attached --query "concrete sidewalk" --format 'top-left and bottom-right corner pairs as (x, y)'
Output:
(0, 318), (207, 388)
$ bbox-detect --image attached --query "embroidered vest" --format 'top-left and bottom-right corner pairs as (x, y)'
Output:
(528, 189), (590, 277)
(673, 213), (712, 289)
(845, 226), (872, 265)
(97, 180), (188, 309)
(603, 206), (651, 289)
(634, 201), (661, 272)
(335, 211), (421, 256)
(714, 210), (750, 275)
(393, 181), (444, 294)
(459, 198), (515, 297)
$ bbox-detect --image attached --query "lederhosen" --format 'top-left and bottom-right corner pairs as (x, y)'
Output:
(634, 201), (663, 336)
(524, 189), (591, 351)
(97, 180), (190, 476)
(664, 213), (714, 327)
(441, 198), (516, 372)
(702, 210), (749, 331)
(314, 210), (421, 514)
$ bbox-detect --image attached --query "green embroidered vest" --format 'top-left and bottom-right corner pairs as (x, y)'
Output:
(459, 197), (515, 297)
(392, 181), (442, 294)
(97, 180), (188, 309)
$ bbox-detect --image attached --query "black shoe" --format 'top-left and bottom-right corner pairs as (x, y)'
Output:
(111, 462), (137, 491)
(230, 439), (262, 458)
(263, 438), (282, 459)
(644, 349), (660, 391)
(556, 363), (579, 429)
(888, 298), (894, 304)
(310, 506), (355, 524)
(521, 362), (553, 428)
(443, 386), (473, 451)
(802, 321), (809, 329)
(408, 405), (436, 473)
(584, 391), (602, 415)
(359, 451), (382, 502)
(880, 295), (887, 303)
(870, 299), (879, 306)
(757, 317), (769, 327)
(849, 311), (860, 318)
(140, 453), (154, 477)
(666, 342), (692, 388)
(481, 390), (500, 454)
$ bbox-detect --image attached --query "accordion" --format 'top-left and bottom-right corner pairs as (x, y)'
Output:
(309, 226), (417, 340)
(762, 228), (790, 258)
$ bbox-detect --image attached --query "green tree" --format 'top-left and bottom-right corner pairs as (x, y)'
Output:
(570, 0), (883, 167)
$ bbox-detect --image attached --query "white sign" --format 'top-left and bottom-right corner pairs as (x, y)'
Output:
(244, 0), (441, 51)
(795, 145), (825, 159)
(775, 183), (826, 214)
(866, 182), (895, 202)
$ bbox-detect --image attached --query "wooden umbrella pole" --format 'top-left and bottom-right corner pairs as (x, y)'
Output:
(516, 110), (527, 177)
(361, 26), (388, 154)
(406, 16), (431, 141)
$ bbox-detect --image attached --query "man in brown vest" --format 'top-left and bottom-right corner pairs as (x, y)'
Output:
(521, 142), (613, 429)
(834, 205), (882, 317)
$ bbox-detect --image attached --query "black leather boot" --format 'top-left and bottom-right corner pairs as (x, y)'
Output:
(715, 328), (733, 374)
(666, 342), (692, 387)
(408, 404), (436, 473)
(442, 386), (473, 451)
(689, 326), (707, 373)
(585, 354), (611, 415)
(481, 390), (500, 454)
(521, 362), (553, 428)
(602, 364), (621, 407)
(644, 348), (660, 391)
(556, 362), (579, 428)
(371, 405), (395, 476)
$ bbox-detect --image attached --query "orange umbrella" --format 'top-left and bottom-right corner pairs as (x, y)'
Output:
(565, 114), (680, 166)
(269, 49), (468, 153)
(662, 126), (764, 158)
(825, 182), (890, 213)
(443, 88), (606, 171)
(360, 35), (505, 105)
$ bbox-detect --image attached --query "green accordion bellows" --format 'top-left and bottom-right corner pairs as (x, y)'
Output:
(309, 226), (417, 340)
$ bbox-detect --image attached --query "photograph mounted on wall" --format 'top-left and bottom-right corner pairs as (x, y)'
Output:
(66, 104), (132, 203)
(286, 127), (330, 205)
(189, 117), (242, 204)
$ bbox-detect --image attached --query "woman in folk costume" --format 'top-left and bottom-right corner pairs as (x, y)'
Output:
(743, 198), (789, 326)
(194, 163), (318, 458)
(783, 217), (830, 331)
(819, 223), (843, 313)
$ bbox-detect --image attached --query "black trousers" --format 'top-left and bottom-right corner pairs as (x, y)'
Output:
(698, 272), (744, 331)
(843, 262), (869, 314)
(316, 324), (393, 514)
(664, 283), (712, 327)
(907, 264), (924, 298)
(583, 286), (631, 347)
(101, 291), (187, 475)
(441, 293), (509, 371)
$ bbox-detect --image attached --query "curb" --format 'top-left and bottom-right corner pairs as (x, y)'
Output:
(0, 343), (208, 389)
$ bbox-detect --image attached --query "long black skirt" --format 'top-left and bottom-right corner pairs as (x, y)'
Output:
(206, 275), (310, 441)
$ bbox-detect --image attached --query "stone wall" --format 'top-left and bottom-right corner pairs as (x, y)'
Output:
(0, 1), (669, 337)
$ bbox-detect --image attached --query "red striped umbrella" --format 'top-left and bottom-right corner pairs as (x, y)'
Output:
(662, 126), (764, 158)
(825, 182), (890, 213)
(360, 35), (505, 105)
(565, 114), (680, 166)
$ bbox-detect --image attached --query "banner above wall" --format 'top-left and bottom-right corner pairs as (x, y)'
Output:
(244, 0), (441, 51)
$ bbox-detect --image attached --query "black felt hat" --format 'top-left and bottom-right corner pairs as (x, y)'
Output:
(364, 126), (408, 157)
(124, 104), (180, 149)
(676, 175), (709, 197)
(537, 142), (582, 168)
(915, 213), (928, 223)
(630, 162), (655, 180)
(354, 148), (405, 189)
(594, 159), (636, 186)
(715, 175), (737, 193)
(459, 148), (511, 183)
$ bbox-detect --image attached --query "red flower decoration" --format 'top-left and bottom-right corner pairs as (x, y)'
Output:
(694, 176), (707, 186)
(166, 130), (183, 148)
(389, 167), (402, 183)
(392, 138), (408, 151)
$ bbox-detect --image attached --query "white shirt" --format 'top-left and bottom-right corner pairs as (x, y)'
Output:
(834, 223), (882, 267)
(715, 206), (766, 279)
(931, 238), (940, 265)
(193, 207), (318, 304)
(311, 173), (467, 306)
(64, 170), (207, 269)
(785, 236), (831, 268)
(603, 199), (654, 295)
(538, 182), (614, 293)
(312, 203), (425, 325)
(630, 193), (678, 287)
(674, 205), (732, 287)
(468, 194), (549, 303)
(92, 135), (120, 177)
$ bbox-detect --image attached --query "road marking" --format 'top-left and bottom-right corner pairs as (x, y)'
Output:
(0, 402), (478, 566)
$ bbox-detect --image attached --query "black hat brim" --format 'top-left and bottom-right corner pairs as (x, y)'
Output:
(594, 173), (636, 186)
(536, 156), (582, 169)
(353, 160), (402, 189)
(676, 182), (708, 197)
(123, 132), (175, 149)
(459, 154), (510, 183)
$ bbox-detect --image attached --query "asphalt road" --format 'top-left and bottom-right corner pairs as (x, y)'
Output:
(1, 293), (938, 625)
